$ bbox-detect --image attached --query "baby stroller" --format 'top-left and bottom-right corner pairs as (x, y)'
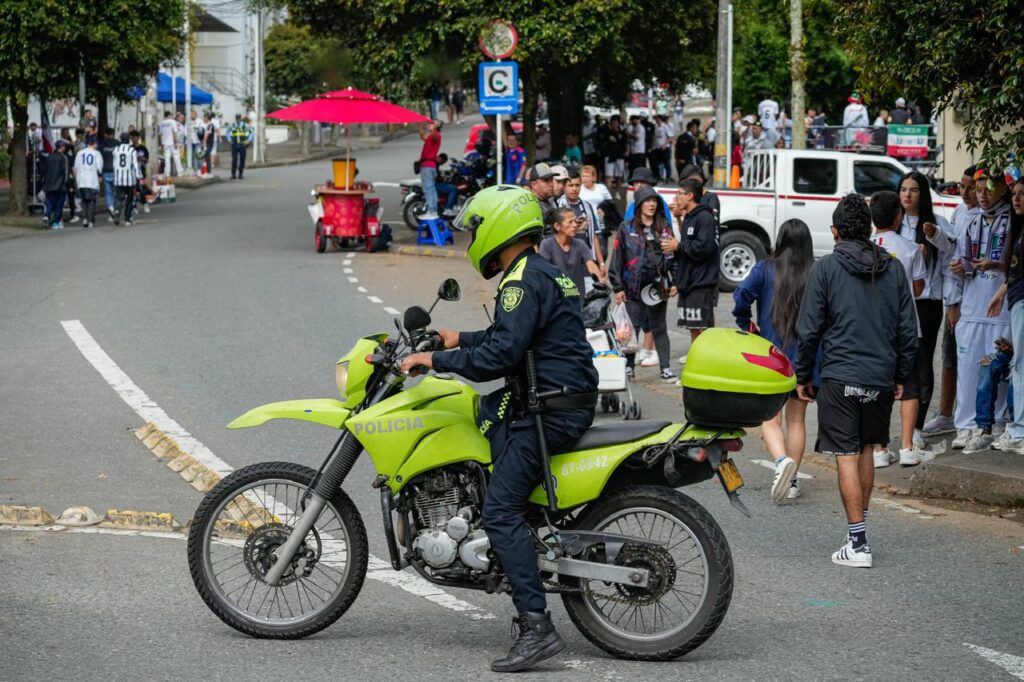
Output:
(582, 283), (642, 420)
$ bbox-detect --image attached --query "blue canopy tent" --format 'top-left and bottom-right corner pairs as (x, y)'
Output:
(156, 72), (213, 104)
(127, 72), (214, 104)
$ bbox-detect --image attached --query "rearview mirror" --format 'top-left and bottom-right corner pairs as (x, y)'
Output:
(403, 306), (432, 332)
(438, 278), (461, 302)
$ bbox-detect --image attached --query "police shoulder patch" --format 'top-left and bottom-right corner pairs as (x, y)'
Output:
(501, 286), (525, 312)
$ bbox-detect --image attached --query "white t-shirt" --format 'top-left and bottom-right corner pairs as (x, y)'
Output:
(899, 213), (952, 300)
(579, 183), (613, 213)
(628, 123), (646, 154)
(706, 126), (717, 145)
(74, 147), (102, 190)
(159, 118), (177, 147)
(758, 99), (779, 129)
(873, 230), (926, 335)
(843, 103), (869, 128)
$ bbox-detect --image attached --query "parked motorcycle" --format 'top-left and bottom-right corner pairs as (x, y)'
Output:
(400, 155), (493, 230)
(188, 278), (793, 660)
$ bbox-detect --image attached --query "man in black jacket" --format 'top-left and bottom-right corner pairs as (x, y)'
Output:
(664, 178), (719, 343)
(42, 140), (70, 229)
(795, 194), (917, 569)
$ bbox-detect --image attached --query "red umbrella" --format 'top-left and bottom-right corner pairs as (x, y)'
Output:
(269, 88), (431, 165)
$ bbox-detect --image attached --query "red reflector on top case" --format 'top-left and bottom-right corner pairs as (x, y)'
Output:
(741, 346), (794, 377)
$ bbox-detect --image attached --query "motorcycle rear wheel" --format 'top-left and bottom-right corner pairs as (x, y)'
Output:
(403, 198), (426, 230)
(187, 461), (368, 638)
(561, 485), (733, 660)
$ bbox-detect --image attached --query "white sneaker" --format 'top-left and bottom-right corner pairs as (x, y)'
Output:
(68, 216), (80, 224)
(640, 351), (660, 367)
(143, 204), (151, 214)
(771, 456), (798, 502)
(660, 368), (677, 383)
(915, 447), (936, 463)
(786, 481), (801, 499)
(832, 539), (872, 568)
(913, 429), (926, 450)
(1000, 436), (1024, 455)
(922, 413), (956, 436)
(635, 349), (652, 363)
(874, 448), (896, 468)
(963, 432), (994, 454)
(898, 448), (921, 466)
(992, 423), (1006, 438)
(677, 354), (688, 365)
(420, 211), (439, 220)
(951, 428), (973, 450)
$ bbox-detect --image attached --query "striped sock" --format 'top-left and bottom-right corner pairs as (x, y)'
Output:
(848, 521), (867, 549)
(863, 508), (868, 522)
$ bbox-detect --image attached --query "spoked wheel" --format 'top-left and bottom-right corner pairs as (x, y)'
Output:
(562, 486), (733, 660)
(187, 462), (368, 638)
(403, 198), (427, 230)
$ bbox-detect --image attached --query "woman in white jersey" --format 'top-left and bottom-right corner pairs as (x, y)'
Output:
(897, 171), (952, 445)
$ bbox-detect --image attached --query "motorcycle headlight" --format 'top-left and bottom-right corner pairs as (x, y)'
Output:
(335, 362), (349, 397)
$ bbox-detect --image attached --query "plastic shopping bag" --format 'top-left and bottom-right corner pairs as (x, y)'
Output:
(611, 302), (638, 353)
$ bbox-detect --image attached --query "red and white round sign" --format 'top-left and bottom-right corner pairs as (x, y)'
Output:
(479, 20), (518, 60)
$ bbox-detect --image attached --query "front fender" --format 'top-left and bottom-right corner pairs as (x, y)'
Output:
(227, 399), (351, 430)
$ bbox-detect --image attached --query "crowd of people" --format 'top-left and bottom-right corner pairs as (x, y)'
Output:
(24, 107), (257, 230)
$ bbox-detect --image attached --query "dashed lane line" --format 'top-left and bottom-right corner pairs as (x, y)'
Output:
(343, 268), (354, 274)
(61, 319), (495, 620)
(357, 286), (368, 293)
(750, 459), (814, 479)
(367, 296), (383, 304)
(383, 307), (400, 315)
(347, 276), (359, 283)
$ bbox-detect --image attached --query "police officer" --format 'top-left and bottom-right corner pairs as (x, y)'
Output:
(400, 186), (598, 673)
(227, 113), (253, 180)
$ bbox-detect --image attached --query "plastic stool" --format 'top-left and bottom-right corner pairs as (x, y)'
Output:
(416, 217), (454, 247)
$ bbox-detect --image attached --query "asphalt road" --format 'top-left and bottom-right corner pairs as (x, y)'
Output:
(2, 120), (1023, 681)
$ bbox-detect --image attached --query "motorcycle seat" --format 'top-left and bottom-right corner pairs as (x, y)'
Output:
(555, 420), (672, 454)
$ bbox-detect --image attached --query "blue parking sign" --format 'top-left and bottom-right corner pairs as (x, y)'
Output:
(478, 62), (519, 115)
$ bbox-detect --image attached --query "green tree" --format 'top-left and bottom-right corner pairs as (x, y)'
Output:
(283, 0), (716, 160)
(732, 0), (854, 120)
(0, 1), (185, 216)
(839, 1), (1024, 164)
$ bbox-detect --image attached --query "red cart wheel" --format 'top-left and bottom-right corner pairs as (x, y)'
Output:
(314, 220), (327, 253)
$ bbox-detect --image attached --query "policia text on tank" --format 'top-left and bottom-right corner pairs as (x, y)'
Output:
(401, 186), (599, 673)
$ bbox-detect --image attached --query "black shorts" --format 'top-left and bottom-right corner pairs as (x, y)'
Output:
(678, 286), (717, 329)
(814, 380), (895, 455)
(942, 321), (957, 370)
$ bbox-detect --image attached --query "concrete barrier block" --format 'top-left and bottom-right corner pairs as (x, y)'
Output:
(0, 505), (54, 526)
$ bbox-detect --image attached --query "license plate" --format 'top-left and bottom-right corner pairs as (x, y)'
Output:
(718, 460), (744, 493)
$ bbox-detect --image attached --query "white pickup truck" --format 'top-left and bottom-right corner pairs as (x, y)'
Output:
(652, 149), (961, 290)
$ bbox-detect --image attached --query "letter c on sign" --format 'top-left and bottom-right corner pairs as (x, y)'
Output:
(488, 69), (509, 95)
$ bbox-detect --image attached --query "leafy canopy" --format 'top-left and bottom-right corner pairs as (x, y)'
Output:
(840, 1), (1024, 163)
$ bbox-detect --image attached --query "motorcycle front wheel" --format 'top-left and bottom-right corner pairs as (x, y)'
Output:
(187, 461), (368, 638)
(561, 485), (733, 660)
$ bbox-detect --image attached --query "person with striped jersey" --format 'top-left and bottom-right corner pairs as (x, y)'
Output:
(112, 133), (140, 226)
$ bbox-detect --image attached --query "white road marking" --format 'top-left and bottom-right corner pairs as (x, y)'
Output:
(357, 286), (368, 293)
(343, 268), (353, 274)
(964, 643), (1024, 679)
(383, 307), (400, 315)
(342, 259), (352, 266)
(373, 182), (400, 188)
(346, 251), (357, 256)
(367, 296), (383, 304)
(0, 524), (185, 541)
(61, 320), (495, 620)
(873, 497), (933, 518)
(750, 459), (813, 479)
(348, 277), (359, 283)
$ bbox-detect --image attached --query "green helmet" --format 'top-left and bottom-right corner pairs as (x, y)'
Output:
(455, 185), (545, 278)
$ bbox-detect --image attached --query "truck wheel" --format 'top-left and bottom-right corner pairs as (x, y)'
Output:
(718, 231), (767, 291)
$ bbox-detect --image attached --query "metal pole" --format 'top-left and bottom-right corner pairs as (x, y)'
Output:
(713, 0), (731, 189)
(78, 62), (86, 117)
(725, 3), (734, 184)
(254, 10), (265, 164)
(496, 114), (503, 184)
(184, 11), (194, 174)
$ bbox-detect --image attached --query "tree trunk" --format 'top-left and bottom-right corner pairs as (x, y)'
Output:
(789, 0), (806, 149)
(544, 68), (587, 163)
(521, 64), (540, 163)
(300, 121), (310, 155)
(97, 92), (109, 134)
(6, 97), (29, 216)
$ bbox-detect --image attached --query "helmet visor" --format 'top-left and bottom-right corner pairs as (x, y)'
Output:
(451, 202), (482, 247)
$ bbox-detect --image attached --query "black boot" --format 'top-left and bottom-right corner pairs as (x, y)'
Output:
(490, 611), (565, 673)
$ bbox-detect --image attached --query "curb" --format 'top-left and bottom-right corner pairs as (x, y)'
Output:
(135, 422), (222, 493)
(390, 243), (464, 259)
(910, 458), (1024, 507)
